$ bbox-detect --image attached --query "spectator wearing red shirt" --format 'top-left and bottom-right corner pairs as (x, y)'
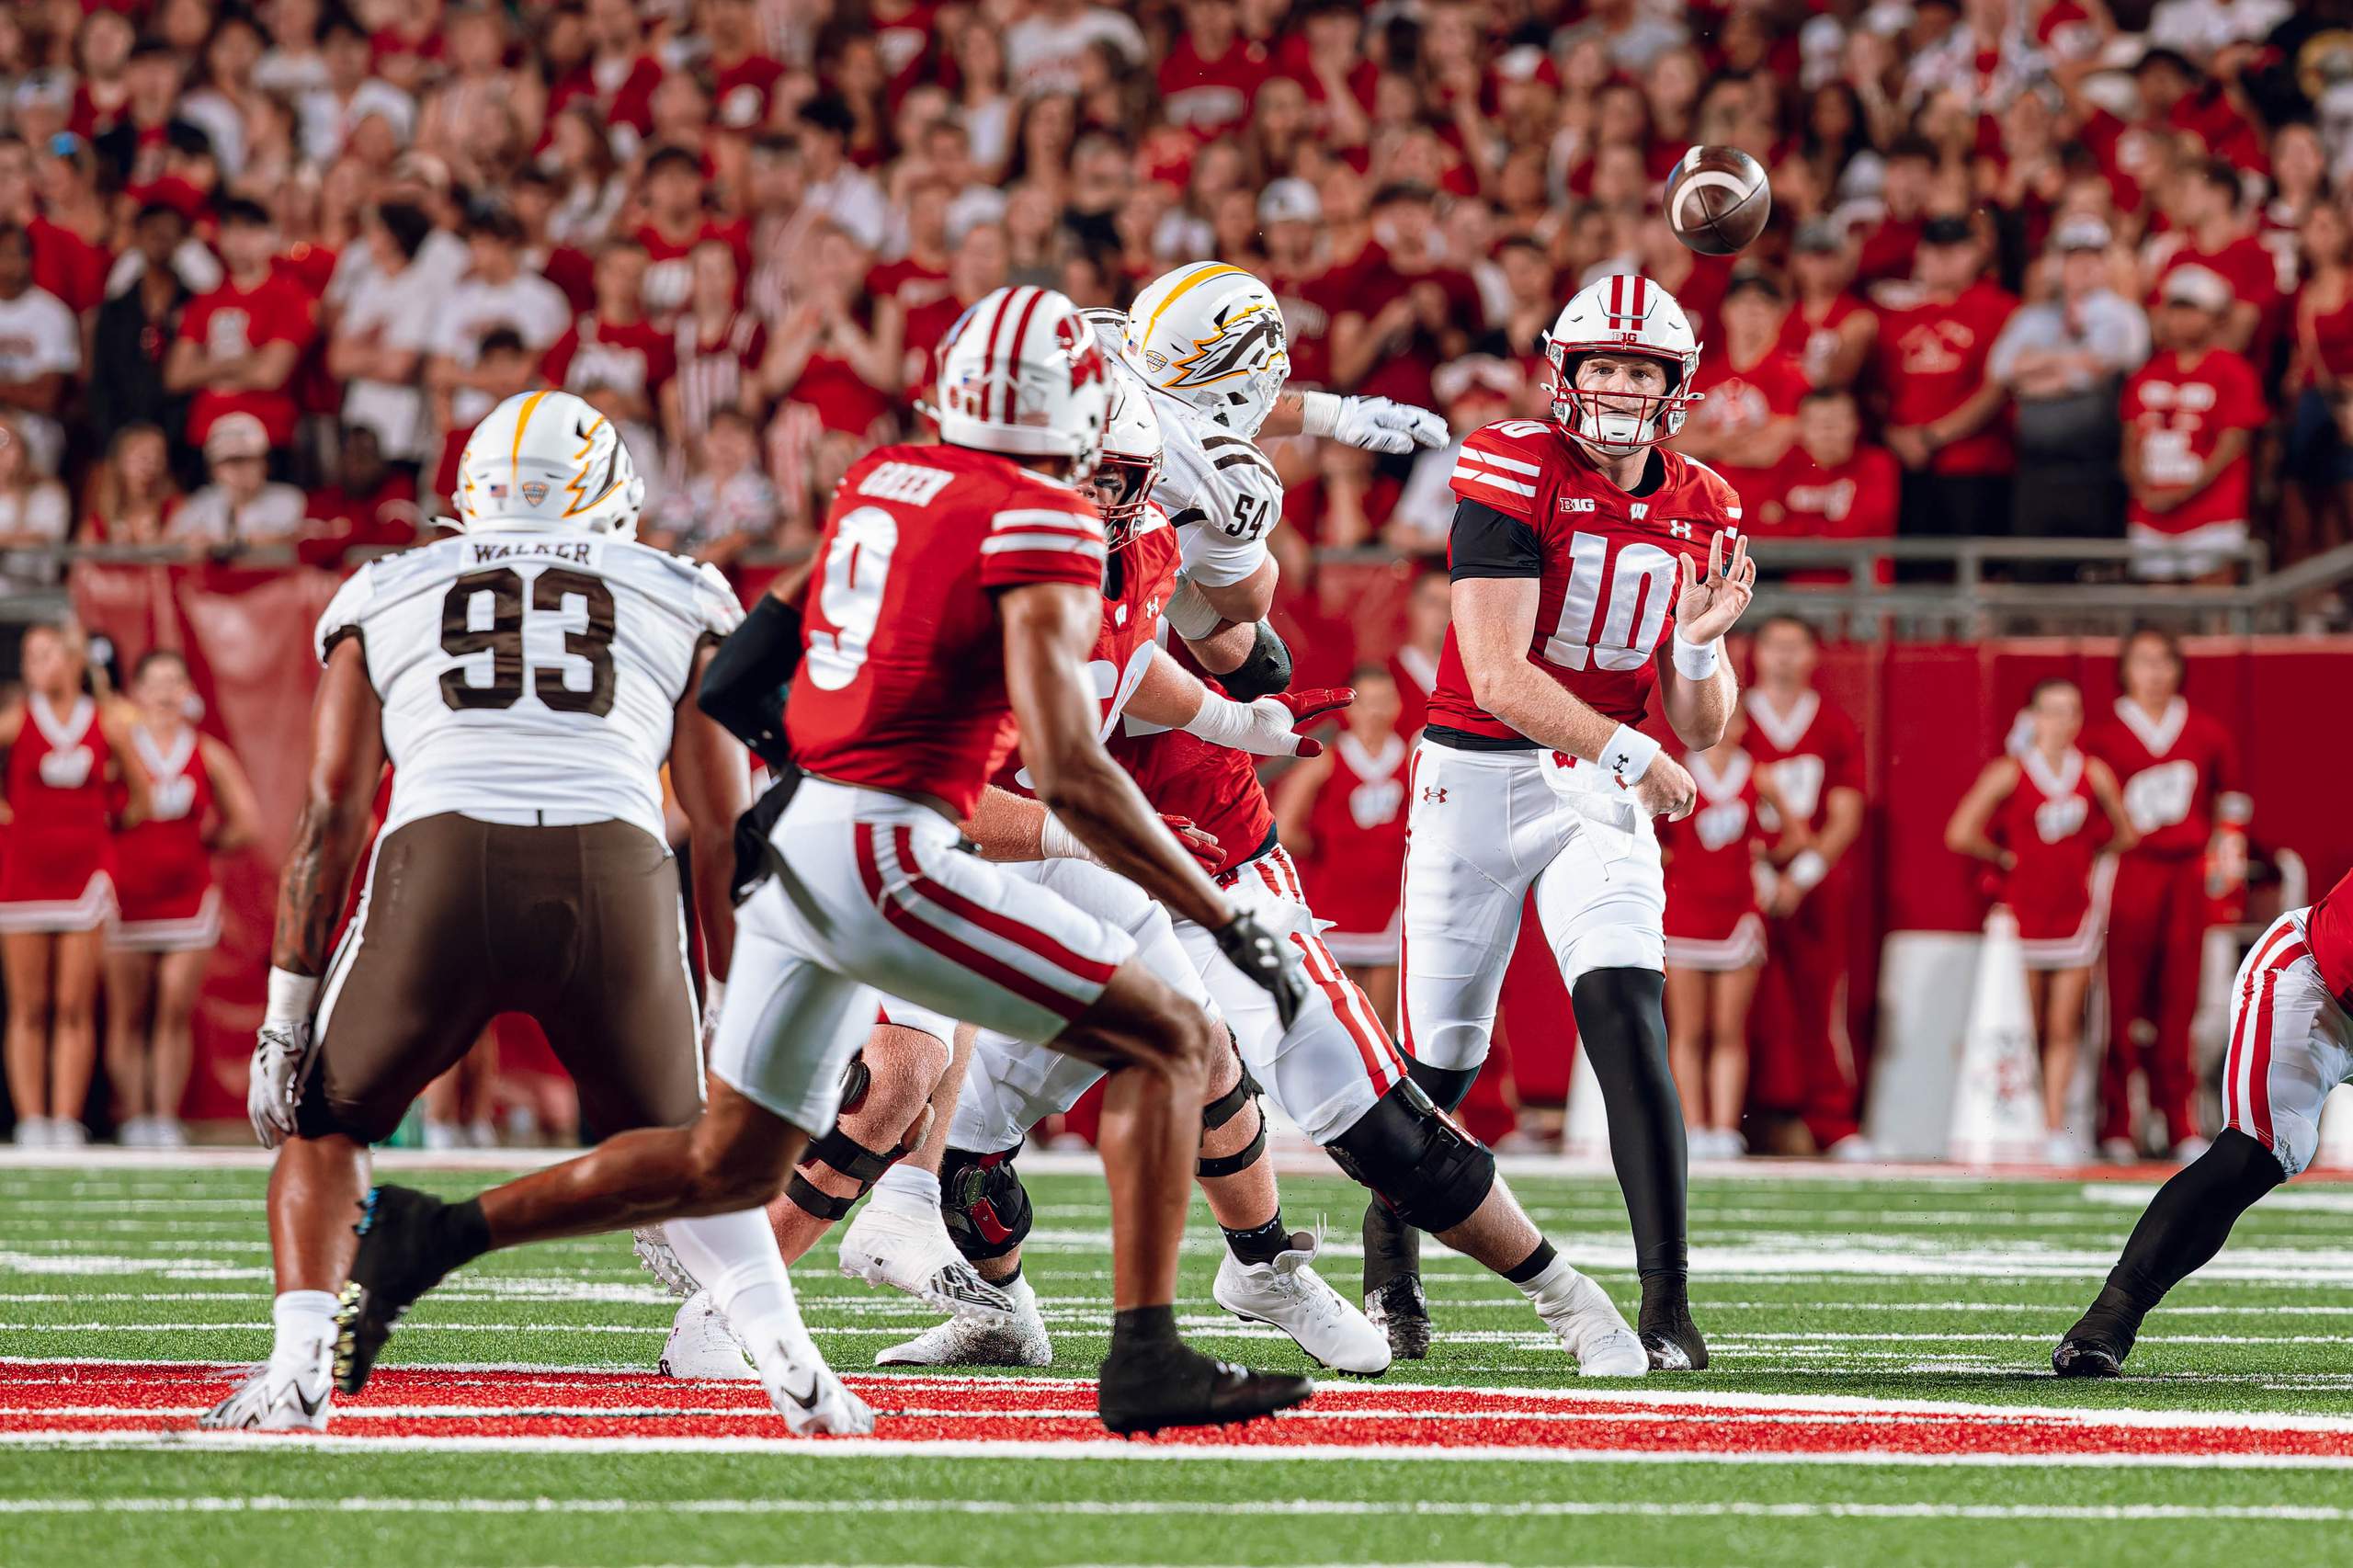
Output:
(1856, 136), (1937, 287)
(2120, 265), (2266, 584)
(1674, 269), (1807, 515)
(897, 221), (1006, 406)
(0, 138), (108, 318)
(756, 223), (900, 518)
(549, 0), (665, 153)
(863, 180), (954, 324)
(1328, 184), (1478, 411)
(1279, 0), (1374, 145)
(92, 39), (200, 193)
(1160, 0), (1266, 141)
(1874, 214), (2018, 541)
(541, 241), (676, 436)
(299, 426), (421, 567)
(1258, 177), (1340, 390)
(662, 238), (767, 459)
(704, 0), (789, 133)
(633, 144), (753, 323)
(2145, 156), (2279, 366)
(1759, 388), (1900, 585)
(164, 197), (315, 459)
(1781, 220), (1878, 390)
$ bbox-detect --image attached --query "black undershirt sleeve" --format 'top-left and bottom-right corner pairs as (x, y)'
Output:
(1446, 497), (1543, 582)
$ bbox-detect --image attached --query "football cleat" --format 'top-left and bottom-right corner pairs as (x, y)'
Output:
(657, 1289), (756, 1381)
(331, 1185), (466, 1394)
(1214, 1233), (1390, 1376)
(1094, 1338), (1313, 1437)
(875, 1275), (1053, 1368)
(632, 1225), (700, 1300)
(2052, 1335), (2126, 1378)
(837, 1200), (1016, 1324)
(745, 1327), (876, 1436)
(1539, 1271), (1649, 1377)
(196, 1341), (335, 1432)
(1364, 1275), (1433, 1360)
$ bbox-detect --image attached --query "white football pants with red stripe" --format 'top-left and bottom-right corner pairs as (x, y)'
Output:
(955, 846), (1405, 1151)
(2221, 908), (2353, 1178)
(710, 778), (1137, 1133)
(1400, 741), (1666, 1073)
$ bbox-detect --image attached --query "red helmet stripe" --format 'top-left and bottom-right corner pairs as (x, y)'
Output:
(1631, 277), (1649, 320)
(1608, 275), (1624, 322)
(1005, 287), (1050, 417)
(979, 287), (1029, 425)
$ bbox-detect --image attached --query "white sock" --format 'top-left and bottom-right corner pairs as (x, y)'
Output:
(273, 1290), (340, 1358)
(868, 1164), (940, 1216)
(1514, 1253), (1581, 1312)
(666, 1209), (812, 1353)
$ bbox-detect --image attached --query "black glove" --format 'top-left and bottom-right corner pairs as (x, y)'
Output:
(1213, 910), (1308, 1030)
(730, 765), (804, 904)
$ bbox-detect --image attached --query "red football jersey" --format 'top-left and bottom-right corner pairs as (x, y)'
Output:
(1660, 747), (1766, 937)
(1777, 291), (1874, 383)
(634, 220), (753, 320)
(1681, 346), (1808, 508)
(1432, 420), (1735, 741)
(1298, 730), (1410, 938)
(1871, 280), (2018, 476)
(178, 274), (318, 447)
(1388, 645), (1438, 740)
(112, 722), (217, 920)
(541, 314), (677, 406)
(1156, 36), (1267, 138)
(1993, 747), (2113, 943)
(2081, 697), (2245, 859)
(2121, 347), (2265, 536)
(1741, 687), (1863, 835)
(2304, 865), (2353, 1017)
(787, 445), (1108, 818)
(1109, 635), (1276, 875)
(0, 693), (114, 907)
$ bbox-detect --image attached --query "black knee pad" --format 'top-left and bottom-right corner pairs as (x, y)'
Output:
(784, 1051), (916, 1221)
(1402, 1051), (1480, 1114)
(2204, 1128), (2291, 1194)
(1326, 1078), (1496, 1233)
(941, 1143), (1033, 1261)
(1218, 622), (1293, 701)
(1197, 1051), (1267, 1179)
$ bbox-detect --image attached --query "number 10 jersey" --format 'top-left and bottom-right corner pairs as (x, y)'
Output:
(1428, 418), (1739, 744)
(314, 531), (744, 842)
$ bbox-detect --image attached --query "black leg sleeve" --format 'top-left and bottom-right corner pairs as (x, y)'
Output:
(2108, 1129), (2285, 1314)
(1360, 1054), (1482, 1294)
(1570, 968), (1688, 1283)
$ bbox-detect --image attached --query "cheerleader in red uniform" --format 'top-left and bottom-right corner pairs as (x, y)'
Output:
(0, 623), (149, 1146)
(1660, 708), (1804, 1159)
(102, 650), (260, 1148)
(1272, 664), (1412, 1029)
(1947, 677), (2139, 1163)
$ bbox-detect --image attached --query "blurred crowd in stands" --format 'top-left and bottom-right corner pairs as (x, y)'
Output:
(0, 0), (2343, 604)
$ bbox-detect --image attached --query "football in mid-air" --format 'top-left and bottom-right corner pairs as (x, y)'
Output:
(1664, 146), (1771, 256)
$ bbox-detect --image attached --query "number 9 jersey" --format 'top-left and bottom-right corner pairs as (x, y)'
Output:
(1428, 419), (1739, 744)
(314, 531), (744, 843)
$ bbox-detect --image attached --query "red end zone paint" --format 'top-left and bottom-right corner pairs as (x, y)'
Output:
(9, 1363), (2353, 1460)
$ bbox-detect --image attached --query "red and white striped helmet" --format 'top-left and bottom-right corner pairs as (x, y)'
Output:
(932, 284), (1112, 478)
(1542, 274), (1703, 455)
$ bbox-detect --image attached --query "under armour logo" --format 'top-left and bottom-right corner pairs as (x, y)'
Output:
(1668, 520), (1692, 539)
(1422, 786), (1448, 804)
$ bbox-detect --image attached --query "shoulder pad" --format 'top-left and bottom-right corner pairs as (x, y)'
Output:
(314, 559), (381, 666)
(1449, 420), (1552, 518)
(1670, 452), (1745, 525)
(693, 560), (746, 638)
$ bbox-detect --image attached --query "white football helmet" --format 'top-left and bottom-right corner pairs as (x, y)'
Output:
(1092, 356), (1163, 551)
(1122, 262), (1290, 438)
(933, 284), (1112, 478)
(455, 389), (644, 540)
(1543, 275), (1703, 456)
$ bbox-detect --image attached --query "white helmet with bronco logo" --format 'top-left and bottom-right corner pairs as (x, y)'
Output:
(455, 389), (644, 540)
(1122, 262), (1290, 438)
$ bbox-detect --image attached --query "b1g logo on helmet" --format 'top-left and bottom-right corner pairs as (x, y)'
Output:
(1157, 301), (1285, 392)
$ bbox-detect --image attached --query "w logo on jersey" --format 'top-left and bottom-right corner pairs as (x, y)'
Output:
(1161, 302), (1285, 391)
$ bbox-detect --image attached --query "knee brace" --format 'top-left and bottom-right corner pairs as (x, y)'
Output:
(1402, 1051), (1480, 1114)
(784, 1052), (928, 1221)
(1197, 1052), (1267, 1179)
(1218, 622), (1293, 701)
(1325, 1078), (1496, 1233)
(941, 1143), (1033, 1262)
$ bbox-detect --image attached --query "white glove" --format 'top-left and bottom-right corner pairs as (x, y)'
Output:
(1182, 687), (1352, 757)
(1304, 392), (1450, 455)
(248, 968), (321, 1149)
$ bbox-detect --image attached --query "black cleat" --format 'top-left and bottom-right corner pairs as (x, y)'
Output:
(2052, 1309), (2136, 1378)
(1095, 1340), (1313, 1437)
(332, 1185), (468, 1395)
(1638, 1301), (1710, 1371)
(1365, 1274), (1433, 1360)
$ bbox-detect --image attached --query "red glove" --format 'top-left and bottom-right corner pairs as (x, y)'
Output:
(1265, 687), (1353, 759)
(1162, 813), (1223, 873)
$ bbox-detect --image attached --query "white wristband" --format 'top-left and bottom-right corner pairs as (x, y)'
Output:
(1597, 723), (1661, 785)
(265, 966), (321, 1028)
(1038, 812), (1101, 863)
(1300, 391), (1343, 438)
(700, 979), (725, 1028)
(1165, 574), (1222, 640)
(1671, 631), (1720, 680)
(1786, 849), (1828, 892)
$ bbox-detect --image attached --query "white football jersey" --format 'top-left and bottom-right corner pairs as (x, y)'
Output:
(1140, 380), (1280, 591)
(315, 531), (744, 842)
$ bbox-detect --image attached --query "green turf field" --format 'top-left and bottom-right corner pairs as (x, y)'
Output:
(5, 1153), (2351, 1567)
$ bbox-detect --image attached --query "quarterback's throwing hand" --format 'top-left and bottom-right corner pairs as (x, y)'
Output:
(1333, 396), (1450, 455)
(1675, 530), (1756, 644)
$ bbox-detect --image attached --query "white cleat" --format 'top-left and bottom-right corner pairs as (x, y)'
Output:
(1213, 1233), (1392, 1376)
(197, 1340), (335, 1431)
(657, 1289), (756, 1381)
(1537, 1271), (1649, 1378)
(875, 1274), (1053, 1367)
(746, 1330), (876, 1437)
(837, 1200), (1015, 1324)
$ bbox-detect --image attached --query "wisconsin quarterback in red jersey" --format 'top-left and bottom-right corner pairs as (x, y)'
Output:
(333, 288), (1315, 1441)
(2083, 628), (2249, 1162)
(1742, 616), (1870, 1155)
(2056, 864), (2353, 1376)
(1388, 272), (1758, 1372)
(1946, 677), (2138, 1163)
